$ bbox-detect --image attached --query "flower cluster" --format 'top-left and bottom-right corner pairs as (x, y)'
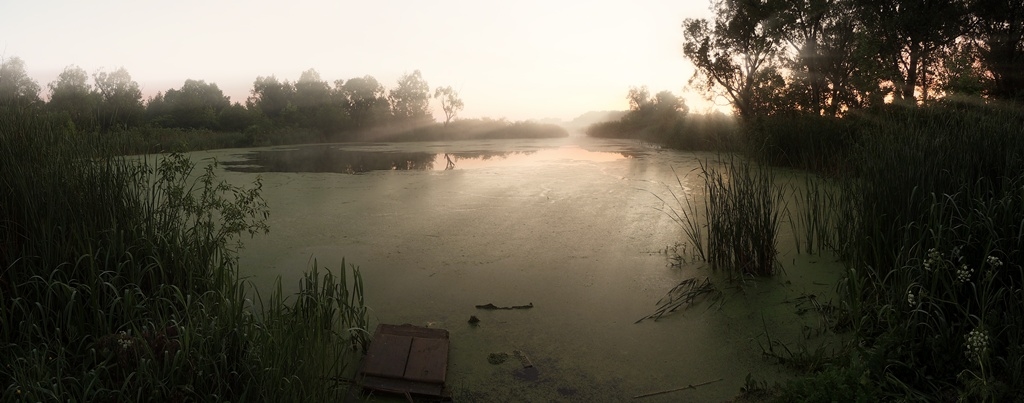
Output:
(907, 289), (917, 306)
(965, 328), (989, 361)
(956, 264), (974, 283)
(117, 331), (133, 350)
(986, 255), (1003, 269)
(923, 248), (943, 271)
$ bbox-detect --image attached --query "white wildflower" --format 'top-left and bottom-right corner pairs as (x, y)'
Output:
(956, 264), (974, 283)
(965, 328), (989, 360)
(907, 290), (916, 306)
(118, 336), (133, 350)
(923, 248), (942, 271)
(986, 255), (1003, 269)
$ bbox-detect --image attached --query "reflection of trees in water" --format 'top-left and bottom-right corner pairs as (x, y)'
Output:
(448, 150), (535, 162)
(222, 146), (438, 173)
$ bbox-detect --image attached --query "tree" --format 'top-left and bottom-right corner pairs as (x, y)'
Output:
(0, 57), (41, 109)
(856, 0), (968, 103)
(48, 65), (99, 130)
(627, 86), (652, 111)
(622, 87), (688, 129)
(338, 76), (390, 129)
(294, 69), (332, 114)
(217, 102), (255, 132)
(778, 0), (872, 115)
(153, 79), (230, 129)
(971, 0), (1024, 100)
(433, 86), (464, 126)
(247, 75), (295, 122)
(682, 0), (787, 120)
(93, 67), (144, 130)
(388, 70), (432, 124)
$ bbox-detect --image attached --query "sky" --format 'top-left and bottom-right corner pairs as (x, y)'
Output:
(0, 0), (720, 121)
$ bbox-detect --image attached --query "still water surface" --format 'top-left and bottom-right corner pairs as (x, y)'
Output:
(195, 136), (842, 401)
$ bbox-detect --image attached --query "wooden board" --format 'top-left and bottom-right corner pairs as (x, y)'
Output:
(362, 333), (413, 379)
(358, 324), (451, 398)
(404, 337), (449, 383)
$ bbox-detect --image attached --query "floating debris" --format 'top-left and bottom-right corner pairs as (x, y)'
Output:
(513, 349), (534, 368)
(488, 352), (510, 365)
(475, 302), (534, 310)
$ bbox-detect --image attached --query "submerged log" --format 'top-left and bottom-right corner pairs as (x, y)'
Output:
(475, 302), (534, 310)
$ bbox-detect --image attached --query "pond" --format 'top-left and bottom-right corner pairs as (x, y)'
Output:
(194, 136), (844, 401)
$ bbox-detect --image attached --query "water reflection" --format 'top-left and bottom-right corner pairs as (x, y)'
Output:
(222, 144), (637, 174)
(222, 146), (442, 174)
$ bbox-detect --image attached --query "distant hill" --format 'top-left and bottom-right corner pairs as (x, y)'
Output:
(563, 110), (628, 133)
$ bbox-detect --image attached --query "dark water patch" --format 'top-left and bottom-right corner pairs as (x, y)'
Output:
(222, 145), (441, 173)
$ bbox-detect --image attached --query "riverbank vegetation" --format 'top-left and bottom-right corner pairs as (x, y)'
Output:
(611, 0), (1024, 399)
(0, 60), (566, 154)
(0, 107), (370, 401)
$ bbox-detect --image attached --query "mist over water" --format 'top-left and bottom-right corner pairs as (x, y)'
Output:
(220, 142), (640, 174)
(198, 136), (841, 401)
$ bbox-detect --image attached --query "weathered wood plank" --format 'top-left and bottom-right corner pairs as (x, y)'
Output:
(362, 333), (412, 379)
(404, 337), (449, 383)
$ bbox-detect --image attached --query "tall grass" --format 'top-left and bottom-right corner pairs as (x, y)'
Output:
(659, 156), (786, 278)
(0, 106), (369, 401)
(792, 99), (1024, 400)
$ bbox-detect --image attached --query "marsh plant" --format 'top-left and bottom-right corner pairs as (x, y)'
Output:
(0, 108), (369, 401)
(788, 101), (1024, 400)
(659, 157), (786, 278)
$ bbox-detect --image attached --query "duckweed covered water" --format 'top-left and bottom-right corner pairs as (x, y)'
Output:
(195, 136), (844, 401)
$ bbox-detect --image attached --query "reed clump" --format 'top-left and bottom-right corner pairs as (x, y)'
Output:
(659, 157), (786, 279)
(790, 100), (1024, 400)
(0, 106), (369, 401)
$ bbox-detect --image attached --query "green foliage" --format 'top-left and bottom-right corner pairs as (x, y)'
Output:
(47, 65), (100, 132)
(682, 0), (787, 120)
(94, 67), (145, 130)
(585, 87), (740, 151)
(0, 56), (42, 108)
(0, 108), (369, 401)
(790, 101), (1024, 400)
(388, 70), (432, 125)
(147, 79), (231, 130)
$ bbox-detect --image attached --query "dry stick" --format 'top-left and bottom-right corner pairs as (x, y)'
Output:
(632, 378), (724, 399)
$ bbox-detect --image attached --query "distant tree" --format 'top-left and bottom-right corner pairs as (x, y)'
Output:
(627, 86), (652, 111)
(338, 75), (391, 129)
(0, 56), (41, 109)
(682, 0), (787, 120)
(622, 87), (688, 129)
(93, 67), (144, 130)
(153, 79), (230, 129)
(217, 102), (255, 132)
(294, 69), (331, 115)
(388, 70), (432, 124)
(247, 75), (295, 122)
(433, 86), (464, 126)
(48, 65), (99, 130)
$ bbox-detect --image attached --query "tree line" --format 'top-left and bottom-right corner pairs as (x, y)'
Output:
(683, 0), (1023, 120)
(0, 57), (464, 137)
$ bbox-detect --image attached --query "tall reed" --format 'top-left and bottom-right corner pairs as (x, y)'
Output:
(793, 99), (1024, 399)
(659, 156), (786, 278)
(0, 106), (369, 401)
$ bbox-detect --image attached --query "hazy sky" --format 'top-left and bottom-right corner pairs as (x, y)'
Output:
(1, 0), (717, 121)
